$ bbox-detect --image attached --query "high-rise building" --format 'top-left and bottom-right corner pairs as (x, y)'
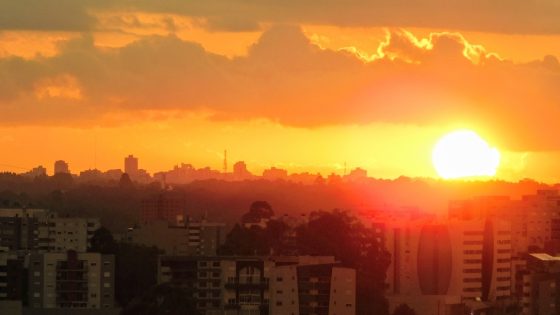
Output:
(157, 255), (355, 315)
(124, 154), (138, 176)
(53, 160), (69, 174)
(28, 251), (115, 309)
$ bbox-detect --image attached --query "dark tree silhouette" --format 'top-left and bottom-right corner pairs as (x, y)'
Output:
(392, 304), (417, 315)
(120, 283), (195, 315)
(89, 227), (118, 254)
(241, 200), (274, 223)
(119, 173), (134, 189)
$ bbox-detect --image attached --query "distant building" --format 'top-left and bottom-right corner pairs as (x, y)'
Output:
(262, 167), (288, 181)
(141, 192), (187, 224)
(78, 169), (104, 182)
(104, 169), (124, 181)
(233, 161), (252, 180)
(158, 255), (355, 315)
(124, 155), (138, 176)
(153, 163), (225, 185)
(53, 160), (69, 175)
(345, 167), (368, 181)
(22, 166), (47, 178)
(28, 251), (115, 309)
(125, 218), (226, 256)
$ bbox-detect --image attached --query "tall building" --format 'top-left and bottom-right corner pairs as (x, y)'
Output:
(53, 160), (69, 174)
(124, 154), (138, 176)
(28, 251), (115, 309)
(376, 216), (512, 315)
(157, 255), (355, 315)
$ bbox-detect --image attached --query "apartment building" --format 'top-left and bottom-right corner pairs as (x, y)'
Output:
(0, 208), (99, 253)
(158, 255), (355, 315)
(0, 251), (25, 301)
(28, 251), (115, 309)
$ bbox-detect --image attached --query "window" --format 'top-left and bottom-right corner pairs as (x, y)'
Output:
(276, 277), (283, 282)
(276, 301), (283, 306)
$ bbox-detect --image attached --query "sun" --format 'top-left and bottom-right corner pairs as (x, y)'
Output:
(432, 130), (500, 179)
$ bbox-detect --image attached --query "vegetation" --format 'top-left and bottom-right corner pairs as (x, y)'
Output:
(392, 304), (417, 315)
(90, 228), (162, 308)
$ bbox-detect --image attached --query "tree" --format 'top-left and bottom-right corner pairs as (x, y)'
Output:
(115, 242), (161, 307)
(241, 200), (274, 223)
(89, 227), (118, 254)
(119, 173), (134, 189)
(296, 210), (391, 315)
(392, 304), (417, 315)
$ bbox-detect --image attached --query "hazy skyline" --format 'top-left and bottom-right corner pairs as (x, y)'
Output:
(1, 1), (560, 182)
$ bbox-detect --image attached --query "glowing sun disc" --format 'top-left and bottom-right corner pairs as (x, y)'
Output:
(432, 130), (500, 179)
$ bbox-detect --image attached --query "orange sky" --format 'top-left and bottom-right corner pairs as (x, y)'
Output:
(1, 4), (560, 182)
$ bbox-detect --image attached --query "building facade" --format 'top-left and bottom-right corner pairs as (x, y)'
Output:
(28, 251), (115, 309)
(158, 256), (355, 315)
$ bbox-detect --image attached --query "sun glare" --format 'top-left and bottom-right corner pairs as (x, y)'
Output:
(432, 130), (500, 179)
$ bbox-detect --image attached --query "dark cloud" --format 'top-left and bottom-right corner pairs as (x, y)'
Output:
(1, 26), (559, 152)
(0, 0), (96, 31)
(2, 0), (560, 34)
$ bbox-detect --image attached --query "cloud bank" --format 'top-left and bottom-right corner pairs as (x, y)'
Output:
(0, 26), (559, 151)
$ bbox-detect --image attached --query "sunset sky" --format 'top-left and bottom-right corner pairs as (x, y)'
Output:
(1, 1), (560, 182)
